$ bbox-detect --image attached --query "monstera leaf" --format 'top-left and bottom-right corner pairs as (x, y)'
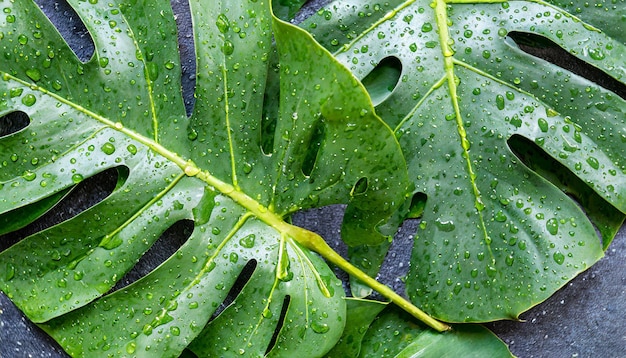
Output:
(303, 0), (626, 322)
(0, 0), (421, 356)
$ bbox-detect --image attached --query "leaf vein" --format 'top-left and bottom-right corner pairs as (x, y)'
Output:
(333, 0), (416, 56)
(118, 10), (160, 142)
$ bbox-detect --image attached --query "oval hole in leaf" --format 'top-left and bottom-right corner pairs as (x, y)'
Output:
(351, 177), (368, 196)
(210, 259), (258, 321)
(0, 111), (30, 138)
(0, 166), (124, 251)
(302, 118), (325, 177)
(261, 57), (281, 155)
(265, 295), (291, 355)
(407, 192), (427, 219)
(110, 219), (195, 292)
(506, 31), (626, 99)
(35, 0), (95, 62)
(362, 56), (403, 106)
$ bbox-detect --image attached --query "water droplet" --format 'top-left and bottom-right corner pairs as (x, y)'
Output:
(435, 219), (455, 232)
(546, 218), (559, 235)
(101, 142), (115, 155)
(216, 14), (230, 33)
(505, 255), (514, 266)
(21, 94), (36, 106)
(18, 34), (28, 45)
(242, 162), (252, 174)
(25, 68), (41, 82)
(453, 283), (462, 294)
(187, 128), (198, 141)
(222, 40), (234, 56)
(5, 263), (15, 281)
(22, 171), (36, 181)
(142, 324), (154, 336)
(10, 88), (23, 98)
(496, 94), (505, 110)
(553, 251), (565, 265)
(421, 23), (433, 32)
(239, 234), (255, 248)
(311, 321), (329, 334)
(125, 342), (136, 354)
(71, 173), (84, 183)
(127, 144), (137, 155)
(538, 118), (549, 132)
(588, 48), (605, 61)
(586, 156), (599, 169)
(170, 326), (180, 336)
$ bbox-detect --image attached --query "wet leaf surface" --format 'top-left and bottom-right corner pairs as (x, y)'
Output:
(0, 0), (408, 356)
(303, 0), (626, 322)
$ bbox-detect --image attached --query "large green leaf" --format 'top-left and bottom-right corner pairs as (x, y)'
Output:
(303, 0), (625, 322)
(0, 0), (410, 356)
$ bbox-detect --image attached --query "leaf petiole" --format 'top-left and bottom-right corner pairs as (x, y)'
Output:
(280, 222), (452, 333)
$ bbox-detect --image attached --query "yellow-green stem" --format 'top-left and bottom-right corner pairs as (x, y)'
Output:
(281, 222), (452, 332)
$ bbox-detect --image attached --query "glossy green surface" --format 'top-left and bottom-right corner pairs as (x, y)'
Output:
(303, 0), (626, 322)
(0, 0), (409, 356)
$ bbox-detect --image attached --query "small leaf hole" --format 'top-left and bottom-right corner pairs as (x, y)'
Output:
(506, 31), (626, 99)
(110, 219), (195, 292)
(362, 56), (403, 106)
(407, 192), (427, 219)
(351, 177), (368, 196)
(0, 111), (30, 138)
(302, 118), (325, 177)
(210, 259), (258, 322)
(265, 295), (291, 355)
(261, 57), (281, 155)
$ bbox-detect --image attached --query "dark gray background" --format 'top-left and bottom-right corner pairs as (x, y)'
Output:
(1, 1), (624, 357)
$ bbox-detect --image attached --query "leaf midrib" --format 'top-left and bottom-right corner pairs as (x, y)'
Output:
(118, 9), (161, 143)
(0, 71), (293, 242)
(433, 0), (494, 260)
